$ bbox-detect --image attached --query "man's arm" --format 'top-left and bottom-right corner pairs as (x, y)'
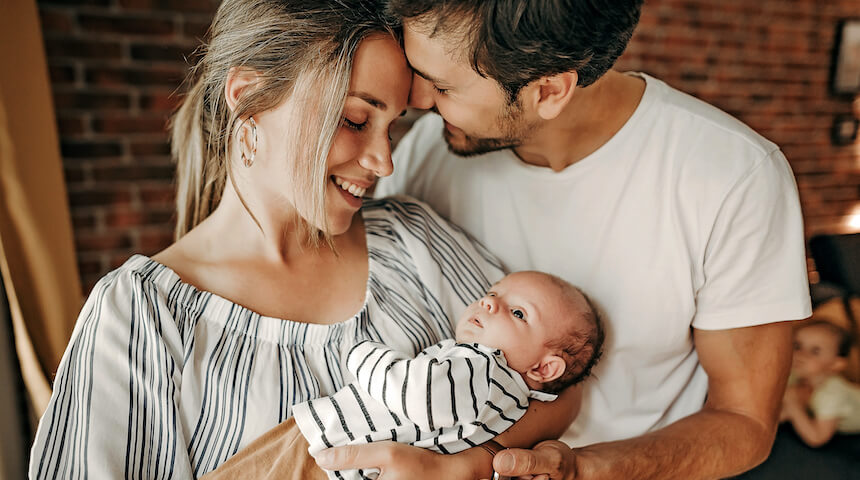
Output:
(494, 321), (794, 480)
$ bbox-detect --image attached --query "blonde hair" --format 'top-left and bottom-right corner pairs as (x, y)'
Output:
(170, 0), (398, 244)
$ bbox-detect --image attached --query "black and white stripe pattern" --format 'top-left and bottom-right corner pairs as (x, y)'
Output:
(292, 340), (556, 480)
(29, 197), (504, 479)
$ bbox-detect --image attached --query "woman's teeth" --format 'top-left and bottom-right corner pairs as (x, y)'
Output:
(334, 177), (367, 198)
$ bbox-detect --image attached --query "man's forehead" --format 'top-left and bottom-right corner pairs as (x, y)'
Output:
(403, 22), (473, 81)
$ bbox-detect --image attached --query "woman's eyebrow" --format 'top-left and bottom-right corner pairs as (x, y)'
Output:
(349, 91), (387, 111)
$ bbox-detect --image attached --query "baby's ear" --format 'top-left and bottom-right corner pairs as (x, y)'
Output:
(832, 356), (848, 373)
(526, 354), (566, 384)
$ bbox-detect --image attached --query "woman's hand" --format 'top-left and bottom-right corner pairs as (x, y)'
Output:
(483, 440), (580, 480)
(315, 441), (484, 480)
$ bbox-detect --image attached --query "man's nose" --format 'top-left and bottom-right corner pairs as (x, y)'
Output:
(408, 72), (435, 110)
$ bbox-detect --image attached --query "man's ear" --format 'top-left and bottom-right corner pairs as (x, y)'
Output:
(225, 67), (260, 113)
(521, 71), (578, 121)
(525, 354), (566, 384)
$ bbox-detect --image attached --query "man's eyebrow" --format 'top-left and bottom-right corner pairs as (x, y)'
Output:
(348, 91), (387, 111)
(410, 64), (449, 87)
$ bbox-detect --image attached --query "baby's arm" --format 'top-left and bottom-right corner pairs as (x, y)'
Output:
(781, 385), (839, 447)
(347, 340), (490, 432)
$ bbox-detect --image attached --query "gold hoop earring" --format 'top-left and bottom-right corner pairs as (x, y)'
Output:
(241, 116), (257, 168)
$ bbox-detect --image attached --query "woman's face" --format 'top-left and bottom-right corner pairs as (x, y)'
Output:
(324, 35), (411, 233)
(251, 34), (411, 236)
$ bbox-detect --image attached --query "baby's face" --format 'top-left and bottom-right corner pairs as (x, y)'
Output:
(455, 272), (577, 373)
(792, 325), (843, 380)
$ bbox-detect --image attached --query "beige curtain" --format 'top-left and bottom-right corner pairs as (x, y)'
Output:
(0, 0), (82, 417)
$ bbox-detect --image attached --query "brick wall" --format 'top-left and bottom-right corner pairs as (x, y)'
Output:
(38, 0), (218, 292)
(38, 0), (860, 293)
(617, 0), (860, 244)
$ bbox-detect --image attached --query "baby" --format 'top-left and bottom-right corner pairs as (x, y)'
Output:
(781, 320), (860, 447)
(292, 271), (604, 480)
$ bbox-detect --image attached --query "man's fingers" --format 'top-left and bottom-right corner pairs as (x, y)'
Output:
(315, 442), (394, 470)
(493, 443), (566, 476)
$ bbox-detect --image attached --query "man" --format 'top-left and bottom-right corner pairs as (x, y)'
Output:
(323, 1), (811, 478)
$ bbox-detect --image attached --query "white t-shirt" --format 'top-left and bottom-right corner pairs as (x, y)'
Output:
(376, 73), (812, 446)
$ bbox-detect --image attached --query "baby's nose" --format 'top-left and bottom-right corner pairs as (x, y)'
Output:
(480, 296), (498, 313)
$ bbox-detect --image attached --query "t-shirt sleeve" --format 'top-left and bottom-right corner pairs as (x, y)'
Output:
(692, 149), (811, 330)
(29, 269), (192, 479)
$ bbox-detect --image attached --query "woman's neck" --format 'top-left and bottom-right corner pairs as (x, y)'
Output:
(211, 182), (295, 260)
(195, 178), (361, 267)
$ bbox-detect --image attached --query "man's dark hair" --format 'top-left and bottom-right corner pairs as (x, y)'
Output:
(388, 0), (644, 102)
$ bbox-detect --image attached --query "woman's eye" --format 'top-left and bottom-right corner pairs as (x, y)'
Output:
(342, 118), (366, 131)
(512, 309), (525, 320)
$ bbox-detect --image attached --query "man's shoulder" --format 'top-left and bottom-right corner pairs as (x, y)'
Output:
(642, 73), (778, 159)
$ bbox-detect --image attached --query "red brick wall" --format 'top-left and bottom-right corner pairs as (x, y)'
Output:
(39, 0), (218, 292)
(617, 0), (860, 244)
(38, 0), (860, 293)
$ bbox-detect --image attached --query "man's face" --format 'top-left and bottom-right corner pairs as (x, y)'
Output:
(402, 22), (538, 156)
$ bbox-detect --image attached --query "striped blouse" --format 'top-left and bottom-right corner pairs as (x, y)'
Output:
(29, 197), (504, 480)
(293, 339), (557, 480)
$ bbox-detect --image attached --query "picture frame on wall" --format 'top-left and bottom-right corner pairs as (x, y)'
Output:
(831, 114), (859, 146)
(831, 19), (860, 96)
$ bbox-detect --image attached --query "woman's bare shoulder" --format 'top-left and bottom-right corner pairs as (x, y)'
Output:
(151, 230), (213, 290)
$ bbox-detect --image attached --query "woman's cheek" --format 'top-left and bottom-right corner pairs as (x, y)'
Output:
(328, 128), (361, 167)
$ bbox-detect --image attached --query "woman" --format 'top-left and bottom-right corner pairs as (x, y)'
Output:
(29, 1), (576, 478)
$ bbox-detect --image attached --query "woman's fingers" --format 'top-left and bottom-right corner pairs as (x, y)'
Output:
(314, 441), (395, 470)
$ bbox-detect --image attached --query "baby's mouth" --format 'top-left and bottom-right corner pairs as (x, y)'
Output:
(469, 316), (483, 328)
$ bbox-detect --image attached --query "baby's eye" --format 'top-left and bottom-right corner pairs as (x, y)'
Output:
(511, 309), (525, 320)
(487, 292), (496, 297)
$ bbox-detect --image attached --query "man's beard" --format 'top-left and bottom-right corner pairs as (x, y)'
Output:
(437, 100), (536, 157)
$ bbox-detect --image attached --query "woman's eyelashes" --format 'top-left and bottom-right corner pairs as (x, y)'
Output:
(433, 84), (449, 95)
(342, 117), (367, 131)
(343, 116), (395, 141)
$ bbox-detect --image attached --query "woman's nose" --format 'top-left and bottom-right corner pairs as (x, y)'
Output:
(359, 135), (394, 178)
(408, 73), (435, 110)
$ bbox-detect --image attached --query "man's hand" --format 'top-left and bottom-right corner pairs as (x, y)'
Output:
(314, 441), (486, 480)
(485, 440), (579, 480)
